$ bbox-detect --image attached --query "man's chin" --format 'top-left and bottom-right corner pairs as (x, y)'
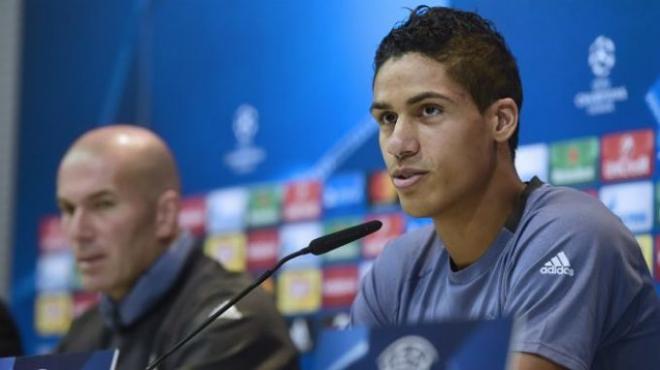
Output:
(80, 279), (107, 295)
(400, 200), (434, 218)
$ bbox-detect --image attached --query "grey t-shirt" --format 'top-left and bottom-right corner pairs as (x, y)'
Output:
(351, 181), (660, 370)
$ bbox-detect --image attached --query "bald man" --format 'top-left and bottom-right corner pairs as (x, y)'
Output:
(55, 125), (298, 370)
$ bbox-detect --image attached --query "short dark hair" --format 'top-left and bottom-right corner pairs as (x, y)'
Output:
(374, 5), (522, 160)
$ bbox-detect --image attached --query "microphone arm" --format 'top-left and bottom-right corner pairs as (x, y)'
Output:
(145, 220), (382, 370)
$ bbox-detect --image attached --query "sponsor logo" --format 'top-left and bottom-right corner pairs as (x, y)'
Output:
(38, 215), (68, 253)
(179, 196), (206, 236)
(277, 269), (322, 314)
(283, 180), (322, 222)
(515, 143), (549, 182)
(246, 228), (279, 271)
(224, 104), (266, 174)
(247, 185), (282, 227)
(36, 252), (75, 292)
(369, 170), (398, 206)
(540, 251), (575, 276)
(322, 265), (359, 308)
(279, 222), (322, 268)
(378, 335), (438, 370)
(599, 181), (653, 233)
(206, 187), (248, 233)
(363, 213), (405, 259)
(35, 293), (73, 335)
(574, 36), (628, 115)
(550, 137), (599, 185)
(601, 130), (653, 181)
(323, 172), (366, 212)
(204, 233), (247, 272)
(321, 218), (362, 262)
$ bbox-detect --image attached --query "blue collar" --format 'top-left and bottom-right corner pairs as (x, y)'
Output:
(99, 231), (196, 329)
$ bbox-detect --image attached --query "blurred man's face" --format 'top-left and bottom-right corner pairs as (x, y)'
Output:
(57, 151), (160, 300)
(371, 52), (497, 219)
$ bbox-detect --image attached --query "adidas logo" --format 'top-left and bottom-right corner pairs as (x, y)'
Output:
(539, 251), (574, 276)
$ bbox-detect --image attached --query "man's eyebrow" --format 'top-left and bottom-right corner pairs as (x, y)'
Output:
(406, 91), (454, 106)
(56, 190), (115, 206)
(370, 91), (455, 113)
(370, 101), (391, 112)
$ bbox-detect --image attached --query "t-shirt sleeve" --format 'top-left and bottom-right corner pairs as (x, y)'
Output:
(505, 202), (651, 370)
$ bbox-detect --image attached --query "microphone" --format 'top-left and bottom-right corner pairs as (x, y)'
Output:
(145, 220), (382, 370)
(305, 219), (383, 255)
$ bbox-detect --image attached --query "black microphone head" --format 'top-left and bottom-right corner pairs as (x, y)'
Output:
(308, 220), (383, 256)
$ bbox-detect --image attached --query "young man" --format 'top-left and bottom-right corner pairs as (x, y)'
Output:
(56, 125), (298, 369)
(351, 6), (660, 370)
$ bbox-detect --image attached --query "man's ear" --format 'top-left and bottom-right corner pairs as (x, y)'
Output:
(488, 97), (519, 144)
(155, 189), (180, 240)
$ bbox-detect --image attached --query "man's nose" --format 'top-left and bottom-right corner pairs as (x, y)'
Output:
(64, 208), (94, 243)
(385, 117), (420, 161)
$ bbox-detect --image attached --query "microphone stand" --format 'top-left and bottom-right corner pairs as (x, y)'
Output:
(144, 248), (309, 370)
(145, 220), (381, 370)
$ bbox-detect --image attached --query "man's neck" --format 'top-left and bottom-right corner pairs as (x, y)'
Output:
(433, 168), (525, 270)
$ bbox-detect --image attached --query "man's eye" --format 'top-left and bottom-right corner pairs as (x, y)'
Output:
(379, 112), (398, 125)
(59, 204), (74, 216)
(94, 200), (115, 210)
(421, 105), (442, 116)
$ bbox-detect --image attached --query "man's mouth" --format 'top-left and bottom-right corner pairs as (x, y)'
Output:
(391, 168), (428, 189)
(77, 254), (105, 271)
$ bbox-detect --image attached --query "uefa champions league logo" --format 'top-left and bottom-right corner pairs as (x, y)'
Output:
(588, 36), (615, 78)
(574, 35), (628, 116)
(233, 104), (259, 147)
(223, 104), (266, 174)
(377, 335), (438, 370)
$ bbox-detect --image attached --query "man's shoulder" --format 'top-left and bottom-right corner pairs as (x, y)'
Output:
(526, 184), (619, 228)
(508, 184), (640, 276)
(519, 184), (630, 247)
(180, 250), (253, 297)
(57, 305), (104, 352)
(167, 249), (278, 320)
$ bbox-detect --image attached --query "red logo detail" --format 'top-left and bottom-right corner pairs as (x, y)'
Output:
(369, 170), (397, 205)
(38, 216), (68, 253)
(601, 129), (654, 181)
(179, 196), (207, 236)
(283, 180), (322, 221)
(247, 228), (279, 271)
(362, 213), (405, 258)
(322, 265), (359, 308)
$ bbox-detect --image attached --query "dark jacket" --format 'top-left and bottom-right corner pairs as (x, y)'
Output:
(57, 248), (299, 370)
(0, 300), (22, 357)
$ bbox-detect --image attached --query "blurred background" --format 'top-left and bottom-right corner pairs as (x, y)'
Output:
(0, 0), (658, 364)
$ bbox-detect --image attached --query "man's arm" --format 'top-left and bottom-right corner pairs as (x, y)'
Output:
(513, 353), (567, 370)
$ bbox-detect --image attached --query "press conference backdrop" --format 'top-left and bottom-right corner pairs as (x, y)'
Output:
(11, 0), (660, 360)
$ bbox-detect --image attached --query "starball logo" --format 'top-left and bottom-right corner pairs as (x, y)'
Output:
(574, 35), (628, 115)
(223, 104), (266, 174)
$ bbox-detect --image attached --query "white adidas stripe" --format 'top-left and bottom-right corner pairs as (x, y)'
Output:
(539, 251), (574, 276)
(557, 251), (570, 266)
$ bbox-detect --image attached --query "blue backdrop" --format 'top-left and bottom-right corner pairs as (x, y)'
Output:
(11, 0), (660, 355)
